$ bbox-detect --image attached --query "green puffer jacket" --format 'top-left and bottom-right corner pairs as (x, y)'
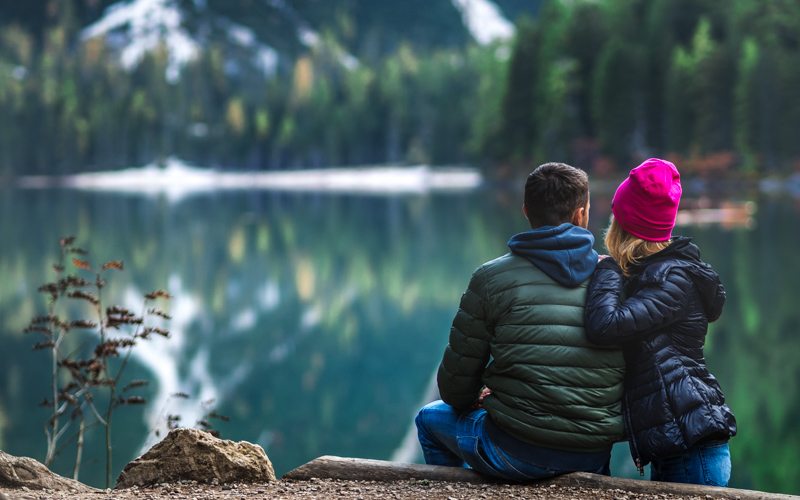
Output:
(437, 252), (626, 453)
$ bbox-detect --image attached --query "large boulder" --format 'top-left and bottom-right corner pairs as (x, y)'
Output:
(0, 451), (97, 492)
(115, 428), (275, 489)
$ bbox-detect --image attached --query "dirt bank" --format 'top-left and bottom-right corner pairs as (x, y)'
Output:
(0, 477), (738, 500)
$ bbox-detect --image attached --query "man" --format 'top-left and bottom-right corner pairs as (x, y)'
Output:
(415, 162), (625, 481)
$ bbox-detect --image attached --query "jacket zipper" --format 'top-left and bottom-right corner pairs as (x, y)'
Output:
(623, 392), (645, 476)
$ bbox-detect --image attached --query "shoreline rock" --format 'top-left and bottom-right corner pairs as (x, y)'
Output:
(0, 451), (98, 493)
(115, 428), (275, 489)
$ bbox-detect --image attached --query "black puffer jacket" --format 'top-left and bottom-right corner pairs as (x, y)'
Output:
(584, 237), (737, 468)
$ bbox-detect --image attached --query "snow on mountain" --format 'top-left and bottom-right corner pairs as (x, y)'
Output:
(452, 0), (514, 45)
(79, 0), (512, 80)
(81, 0), (199, 81)
(80, 0), (283, 80)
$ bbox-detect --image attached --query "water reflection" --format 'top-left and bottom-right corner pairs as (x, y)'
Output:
(0, 186), (798, 494)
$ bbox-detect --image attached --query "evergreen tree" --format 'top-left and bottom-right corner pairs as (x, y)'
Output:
(564, 1), (608, 139)
(591, 37), (641, 165)
(496, 16), (541, 166)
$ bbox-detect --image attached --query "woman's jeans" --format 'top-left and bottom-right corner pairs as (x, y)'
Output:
(650, 440), (731, 487)
(415, 400), (610, 482)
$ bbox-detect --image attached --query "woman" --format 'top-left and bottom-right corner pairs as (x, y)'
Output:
(584, 158), (737, 486)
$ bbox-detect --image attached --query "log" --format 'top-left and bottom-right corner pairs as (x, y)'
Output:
(283, 456), (800, 500)
(283, 456), (498, 484)
(541, 472), (800, 500)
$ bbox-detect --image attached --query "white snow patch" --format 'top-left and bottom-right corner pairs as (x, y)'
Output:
(452, 0), (514, 45)
(81, 0), (200, 81)
(30, 157), (482, 202)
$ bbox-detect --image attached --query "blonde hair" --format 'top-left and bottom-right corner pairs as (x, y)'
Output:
(604, 217), (671, 277)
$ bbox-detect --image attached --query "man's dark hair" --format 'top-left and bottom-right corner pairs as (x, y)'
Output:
(524, 162), (589, 229)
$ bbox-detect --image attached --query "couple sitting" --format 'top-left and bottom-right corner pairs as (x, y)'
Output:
(415, 159), (737, 486)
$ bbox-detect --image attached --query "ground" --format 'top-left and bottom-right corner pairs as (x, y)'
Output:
(0, 478), (739, 500)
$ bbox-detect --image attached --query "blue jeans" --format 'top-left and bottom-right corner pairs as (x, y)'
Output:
(650, 440), (731, 487)
(415, 400), (610, 482)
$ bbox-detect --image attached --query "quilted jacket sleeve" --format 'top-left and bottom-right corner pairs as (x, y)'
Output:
(437, 266), (492, 410)
(585, 258), (692, 346)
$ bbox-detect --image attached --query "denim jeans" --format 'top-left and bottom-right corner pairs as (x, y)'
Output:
(415, 400), (610, 482)
(650, 440), (731, 487)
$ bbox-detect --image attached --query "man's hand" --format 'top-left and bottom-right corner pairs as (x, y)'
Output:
(471, 388), (493, 409)
(598, 254), (611, 261)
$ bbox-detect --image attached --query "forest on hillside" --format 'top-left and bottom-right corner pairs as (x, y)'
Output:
(0, 0), (798, 178)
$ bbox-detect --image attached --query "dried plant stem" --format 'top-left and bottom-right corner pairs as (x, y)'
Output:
(105, 388), (113, 488)
(73, 417), (85, 481)
(45, 340), (59, 465)
(51, 416), (99, 462)
(44, 247), (68, 467)
(95, 273), (115, 489)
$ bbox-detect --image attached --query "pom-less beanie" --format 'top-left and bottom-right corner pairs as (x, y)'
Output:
(612, 158), (682, 242)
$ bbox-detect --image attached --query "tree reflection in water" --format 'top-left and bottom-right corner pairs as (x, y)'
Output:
(0, 187), (797, 494)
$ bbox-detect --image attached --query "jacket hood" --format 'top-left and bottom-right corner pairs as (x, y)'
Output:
(507, 224), (598, 287)
(631, 236), (726, 321)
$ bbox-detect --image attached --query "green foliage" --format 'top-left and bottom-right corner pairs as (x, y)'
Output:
(4, 0), (800, 178)
(564, 1), (608, 139)
(496, 17), (541, 165)
(465, 43), (510, 161)
(591, 37), (641, 161)
(734, 39), (760, 172)
(494, 0), (800, 176)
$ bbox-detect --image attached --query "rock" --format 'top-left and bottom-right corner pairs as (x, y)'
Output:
(115, 428), (275, 489)
(0, 451), (97, 492)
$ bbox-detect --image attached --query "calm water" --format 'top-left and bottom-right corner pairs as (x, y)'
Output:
(0, 183), (798, 493)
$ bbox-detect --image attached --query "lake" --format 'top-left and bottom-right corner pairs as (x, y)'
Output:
(0, 168), (798, 494)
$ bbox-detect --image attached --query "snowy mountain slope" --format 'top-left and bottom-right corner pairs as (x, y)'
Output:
(80, 0), (200, 80)
(452, 0), (514, 45)
(3, 0), (534, 78)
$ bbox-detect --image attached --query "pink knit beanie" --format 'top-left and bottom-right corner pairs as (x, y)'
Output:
(611, 158), (682, 242)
